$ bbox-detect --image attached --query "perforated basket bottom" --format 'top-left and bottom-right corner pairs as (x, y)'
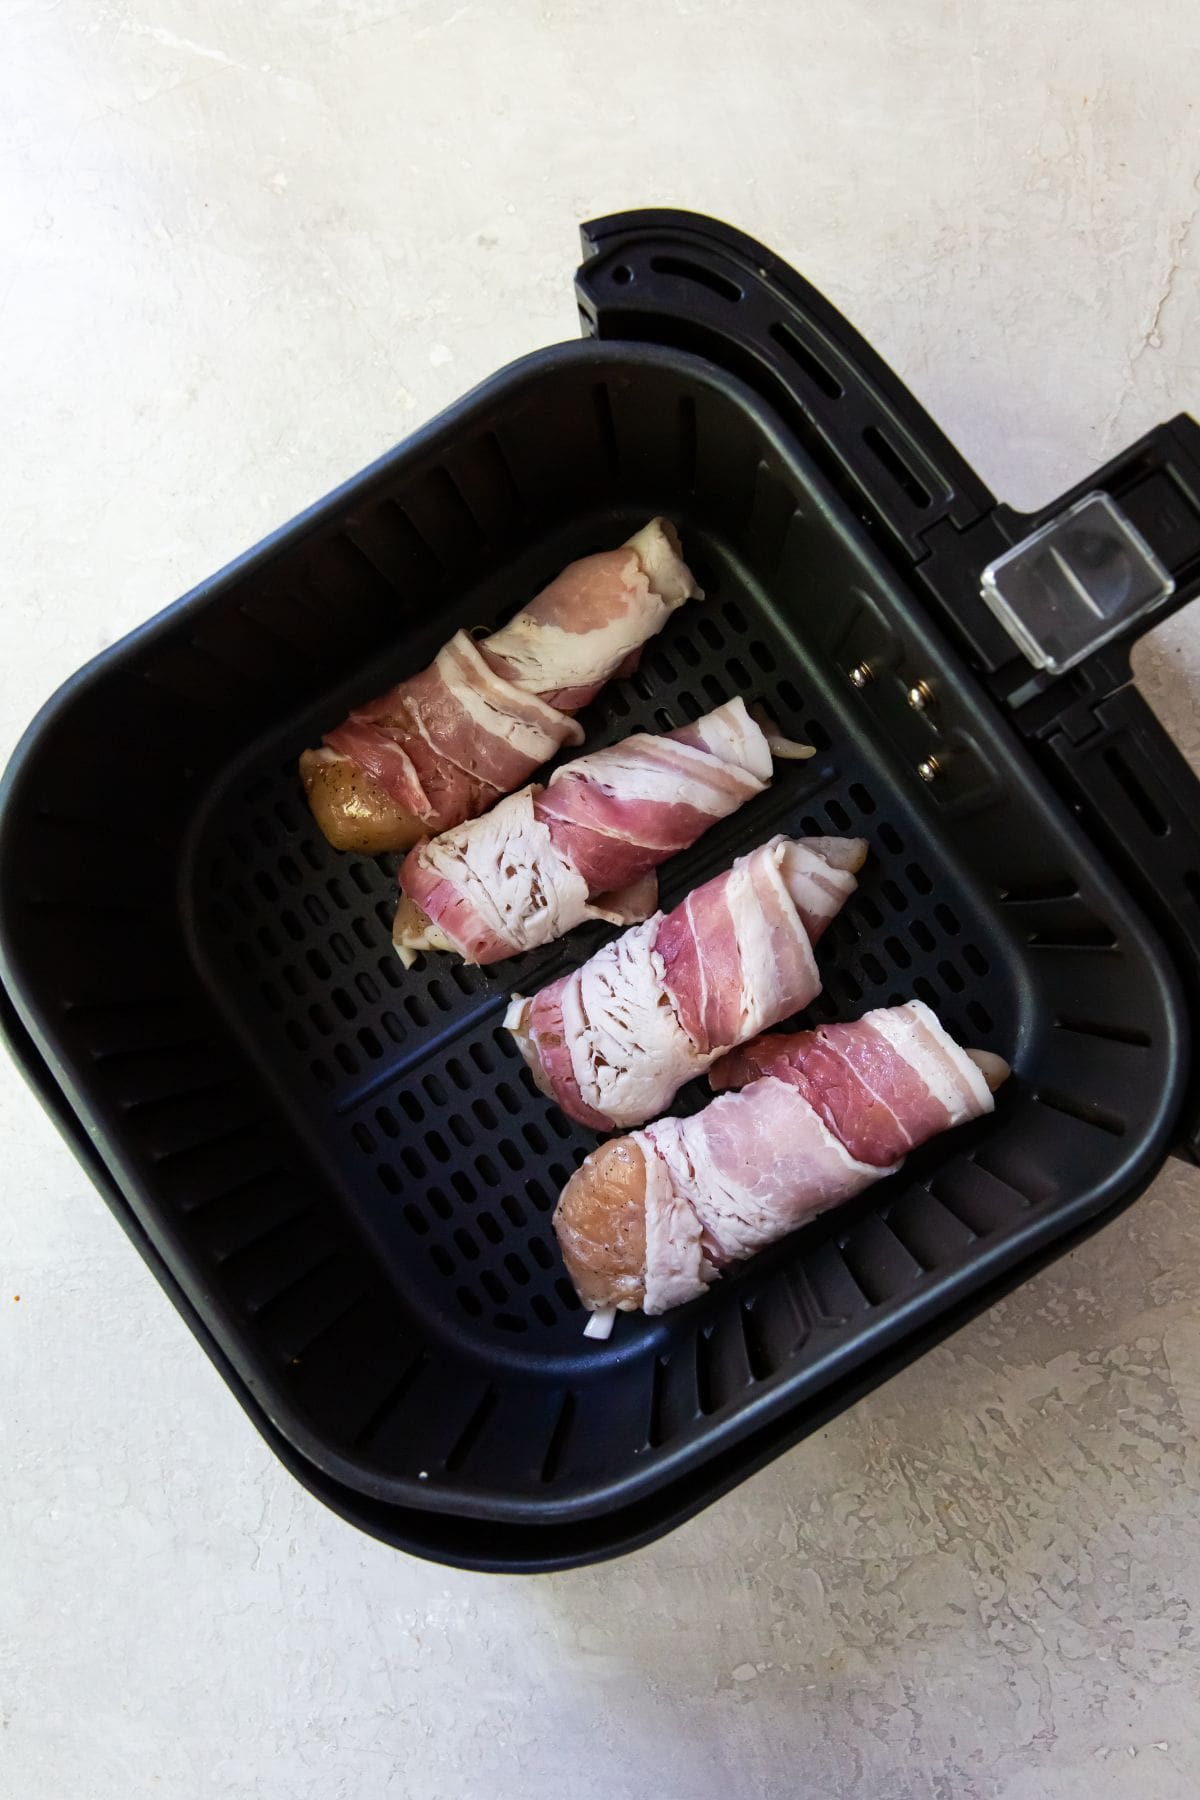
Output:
(186, 508), (1062, 1378)
(14, 344), (1175, 1527)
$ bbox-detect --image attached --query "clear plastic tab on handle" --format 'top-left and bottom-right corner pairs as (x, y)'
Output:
(980, 491), (1175, 675)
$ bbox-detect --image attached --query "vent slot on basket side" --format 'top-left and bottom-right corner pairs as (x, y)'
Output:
(649, 254), (743, 303)
(768, 320), (844, 399)
(861, 426), (932, 510)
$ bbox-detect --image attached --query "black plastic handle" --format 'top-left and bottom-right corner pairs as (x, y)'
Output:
(577, 209), (994, 561)
(996, 418), (1200, 1162)
(579, 210), (1200, 1162)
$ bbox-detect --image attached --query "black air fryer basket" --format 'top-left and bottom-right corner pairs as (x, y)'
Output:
(4, 211), (1200, 1572)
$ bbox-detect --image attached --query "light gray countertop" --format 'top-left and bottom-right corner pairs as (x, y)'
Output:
(3, 4), (1199, 1796)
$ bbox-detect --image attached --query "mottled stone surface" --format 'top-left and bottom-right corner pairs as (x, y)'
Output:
(2, 3), (1199, 1795)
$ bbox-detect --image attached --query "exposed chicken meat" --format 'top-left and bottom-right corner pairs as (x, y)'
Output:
(301, 518), (702, 852)
(553, 1001), (1008, 1320)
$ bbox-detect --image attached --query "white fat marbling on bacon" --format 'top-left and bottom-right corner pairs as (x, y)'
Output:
(397, 701), (780, 966)
(512, 836), (857, 1129)
(559, 916), (704, 1127)
(560, 1001), (1005, 1320)
(866, 999), (992, 1125)
(638, 1077), (886, 1301)
(404, 789), (591, 960)
(655, 838), (831, 1054)
(641, 1146), (716, 1315)
(672, 696), (774, 782)
(482, 519), (701, 705)
(774, 837), (862, 942)
(545, 701), (768, 821)
(433, 630), (583, 764)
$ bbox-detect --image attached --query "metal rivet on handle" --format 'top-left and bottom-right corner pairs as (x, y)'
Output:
(917, 756), (940, 783)
(849, 661), (874, 688)
(907, 679), (934, 711)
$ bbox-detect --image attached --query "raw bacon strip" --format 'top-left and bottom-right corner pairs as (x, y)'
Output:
(482, 520), (700, 711)
(326, 630), (575, 830)
(301, 519), (702, 853)
(553, 1002), (1007, 1321)
(395, 699), (809, 966)
(710, 1000), (993, 1153)
(506, 835), (865, 1131)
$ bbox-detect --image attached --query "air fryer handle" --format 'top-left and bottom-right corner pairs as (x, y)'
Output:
(1001, 416), (1200, 1164)
(577, 209), (995, 558)
(577, 213), (1200, 1161)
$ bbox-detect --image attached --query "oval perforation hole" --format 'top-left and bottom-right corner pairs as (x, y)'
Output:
(452, 1228), (479, 1262)
(451, 1171), (475, 1205)
(554, 1277), (581, 1312)
(525, 1178), (552, 1212)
